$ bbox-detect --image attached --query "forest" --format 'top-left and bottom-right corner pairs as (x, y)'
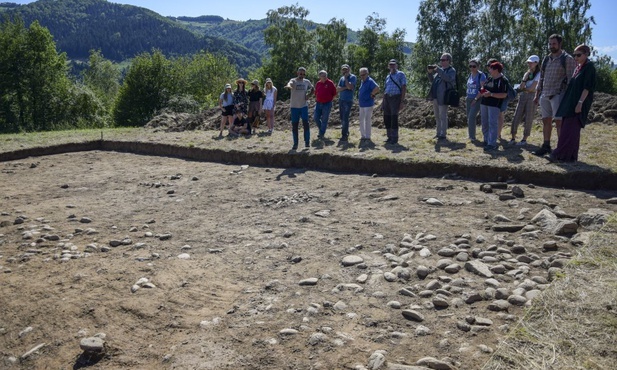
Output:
(0, 0), (616, 133)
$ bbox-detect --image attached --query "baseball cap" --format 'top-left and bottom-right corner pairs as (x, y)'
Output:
(526, 55), (540, 63)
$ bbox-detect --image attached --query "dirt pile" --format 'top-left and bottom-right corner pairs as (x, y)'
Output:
(146, 93), (617, 132)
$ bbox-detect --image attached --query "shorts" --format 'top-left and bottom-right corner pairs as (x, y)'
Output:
(290, 106), (309, 123)
(248, 101), (261, 116)
(540, 93), (564, 120)
(221, 105), (233, 116)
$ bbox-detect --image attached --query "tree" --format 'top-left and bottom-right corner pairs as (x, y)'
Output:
(0, 17), (72, 132)
(83, 49), (120, 120)
(410, 0), (474, 96)
(349, 13), (407, 85)
(262, 4), (314, 100)
(113, 49), (173, 126)
(315, 18), (347, 77)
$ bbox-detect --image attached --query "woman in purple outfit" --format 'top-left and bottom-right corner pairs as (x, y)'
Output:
(550, 45), (596, 162)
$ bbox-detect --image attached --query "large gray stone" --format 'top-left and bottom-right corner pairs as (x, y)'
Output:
(465, 260), (493, 278)
(531, 209), (558, 231)
(577, 208), (613, 230)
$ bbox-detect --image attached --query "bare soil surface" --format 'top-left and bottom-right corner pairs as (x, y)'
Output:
(1, 151), (616, 369)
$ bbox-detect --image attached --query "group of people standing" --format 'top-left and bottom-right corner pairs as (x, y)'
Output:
(462, 33), (596, 161)
(218, 78), (277, 137)
(218, 33), (595, 162)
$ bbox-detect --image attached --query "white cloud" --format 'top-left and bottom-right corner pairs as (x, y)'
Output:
(595, 45), (617, 53)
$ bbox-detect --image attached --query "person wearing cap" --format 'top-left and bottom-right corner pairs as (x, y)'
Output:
(262, 78), (277, 134)
(314, 70), (337, 139)
(218, 83), (234, 137)
(533, 33), (576, 156)
(247, 79), (264, 132)
(336, 64), (357, 142)
(428, 53), (456, 140)
(233, 78), (249, 115)
(508, 55), (541, 146)
(383, 59), (407, 144)
(465, 58), (487, 142)
(284, 67), (314, 150)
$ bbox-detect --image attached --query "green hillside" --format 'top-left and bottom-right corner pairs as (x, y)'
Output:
(2, 0), (261, 71)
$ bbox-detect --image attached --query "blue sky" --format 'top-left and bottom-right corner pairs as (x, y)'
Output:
(12, 0), (617, 61)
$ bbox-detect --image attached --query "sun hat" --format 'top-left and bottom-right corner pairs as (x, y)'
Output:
(251, 79), (259, 86)
(265, 78), (272, 84)
(526, 55), (540, 63)
(235, 78), (247, 84)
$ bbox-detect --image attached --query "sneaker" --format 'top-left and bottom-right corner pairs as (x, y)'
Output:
(516, 140), (527, 146)
(483, 145), (498, 152)
(291, 145), (298, 151)
(305, 142), (310, 148)
(340, 136), (348, 142)
(533, 144), (552, 156)
(508, 139), (516, 145)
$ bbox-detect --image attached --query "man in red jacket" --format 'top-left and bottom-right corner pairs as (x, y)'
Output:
(314, 70), (337, 139)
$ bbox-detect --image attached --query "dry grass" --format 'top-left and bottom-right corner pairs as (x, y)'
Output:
(482, 213), (617, 370)
(1, 124), (616, 174)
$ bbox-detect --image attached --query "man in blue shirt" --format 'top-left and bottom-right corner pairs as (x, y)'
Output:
(336, 64), (357, 142)
(383, 59), (407, 145)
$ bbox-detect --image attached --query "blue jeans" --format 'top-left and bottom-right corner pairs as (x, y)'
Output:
(481, 104), (500, 146)
(339, 100), (352, 138)
(466, 97), (481, 140)
(291, 107), (310, 147)
(314, 101), (332, 136)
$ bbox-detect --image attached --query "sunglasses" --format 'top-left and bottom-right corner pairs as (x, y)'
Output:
(440, 59), (448, 62)
(573, 53), (584, 57)
(360, 73), (367, 76)
(469, 65), (477, 68)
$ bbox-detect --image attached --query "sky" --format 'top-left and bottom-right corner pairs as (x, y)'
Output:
(11, 0), (617, 61)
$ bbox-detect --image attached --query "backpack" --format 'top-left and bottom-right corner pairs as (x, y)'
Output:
(499, 76), (517, 111)
(541, 52), (570, 93)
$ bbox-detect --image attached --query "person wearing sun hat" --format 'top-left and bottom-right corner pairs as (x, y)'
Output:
(218, 83), (234, 136)
(508, 55), (541, 146)
(233, 78), (249, 115)
(247, 79), (264, 131)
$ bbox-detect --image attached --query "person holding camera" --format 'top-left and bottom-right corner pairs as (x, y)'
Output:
(336, 64), (357, 142)
(428, 53), (456, 140)
(382, 59), (406, 145)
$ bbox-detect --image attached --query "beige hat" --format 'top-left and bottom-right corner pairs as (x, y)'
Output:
(235, 78), (247, 84)
(251, 79), (259, 86)
(265, 78), (273, 84)
(224, 83), (232, 89)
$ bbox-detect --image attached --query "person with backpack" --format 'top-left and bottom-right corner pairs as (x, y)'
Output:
(479, 62), (508, 152)
(383, 59), (407, 145)
(533, 33), (576, 156)
(466, 58), (487, 142)
(428, 53), (457, 140)
(508, 55), (541, 146)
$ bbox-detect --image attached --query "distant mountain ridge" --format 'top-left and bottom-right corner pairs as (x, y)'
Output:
(1, 0), (261, 71)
